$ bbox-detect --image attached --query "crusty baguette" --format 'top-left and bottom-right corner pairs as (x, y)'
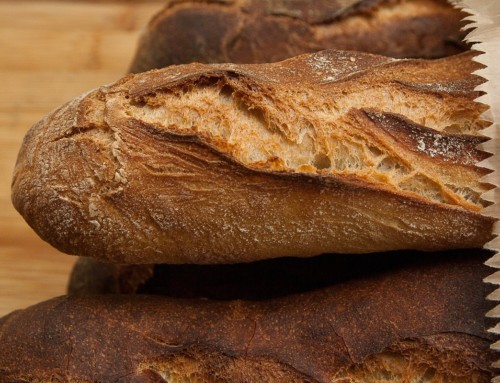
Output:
(1, 250), (496, 383)
(130, 0), (468, 73)
(67, 250), (491, 299)
(12, 50), (494, 264)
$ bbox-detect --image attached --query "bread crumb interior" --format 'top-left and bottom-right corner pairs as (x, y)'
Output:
(126, 80), (489, 211)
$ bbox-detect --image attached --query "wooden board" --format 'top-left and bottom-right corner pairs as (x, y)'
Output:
(0, 0), (165, 317)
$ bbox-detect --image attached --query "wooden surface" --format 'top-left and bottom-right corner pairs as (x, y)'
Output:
(0, 0), (165, 317)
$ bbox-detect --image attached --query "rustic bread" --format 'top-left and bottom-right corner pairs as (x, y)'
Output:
(1, 250), (496, 382)
(12, 50), (494, 264)
(130, 0), (468, 73)
(67, 250), (491, 299)
(69, 256), (154, 295)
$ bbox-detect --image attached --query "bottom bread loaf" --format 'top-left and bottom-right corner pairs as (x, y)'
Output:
(0, 250), (496, 383)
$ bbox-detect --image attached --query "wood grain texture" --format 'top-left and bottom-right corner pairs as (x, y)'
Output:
(0, 0), (164, 317)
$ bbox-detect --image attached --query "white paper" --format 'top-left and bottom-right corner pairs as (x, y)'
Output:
(452, 0), (500, 376)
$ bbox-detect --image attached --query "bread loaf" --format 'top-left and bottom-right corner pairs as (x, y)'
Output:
(12, 50), (494, 264)
(1, 250), (496, 382)
(67, 250), (492, 300)
(130, 0), (468, 73)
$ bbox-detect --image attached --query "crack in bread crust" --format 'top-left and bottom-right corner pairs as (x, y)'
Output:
(136, 337), (493, 383)
(124, 75), (489, 211)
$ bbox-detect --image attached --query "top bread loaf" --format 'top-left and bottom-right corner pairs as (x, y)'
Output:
(11, 50), (493, 264)
(130, 0), (468, 72)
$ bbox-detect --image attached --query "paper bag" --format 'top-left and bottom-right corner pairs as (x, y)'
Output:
(452, 0), (500, 377)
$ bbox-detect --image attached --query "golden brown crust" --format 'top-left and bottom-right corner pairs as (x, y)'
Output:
(1, 250), (496, 382)
(12, 50), (494, 264)
(362, 109), (489, 167)
(129, 0), (468, 73)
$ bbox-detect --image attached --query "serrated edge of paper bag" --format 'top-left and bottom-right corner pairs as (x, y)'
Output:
(451, 0), (500, 375)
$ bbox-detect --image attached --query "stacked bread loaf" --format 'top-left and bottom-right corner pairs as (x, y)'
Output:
(129, 0), (469, 72)
(1, 251), (496, 382)
(1, 1), (497, 382)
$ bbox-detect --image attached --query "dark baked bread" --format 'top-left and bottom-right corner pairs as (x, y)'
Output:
(68, 257), (153, 295)
(12, 50), (493, 264)
(129, 0), (469, 73)
(1, 250), (496, 382)
(67, 250), (492, 300)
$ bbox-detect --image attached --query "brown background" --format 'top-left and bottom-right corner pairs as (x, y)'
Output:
(0, 0), (165, 317)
